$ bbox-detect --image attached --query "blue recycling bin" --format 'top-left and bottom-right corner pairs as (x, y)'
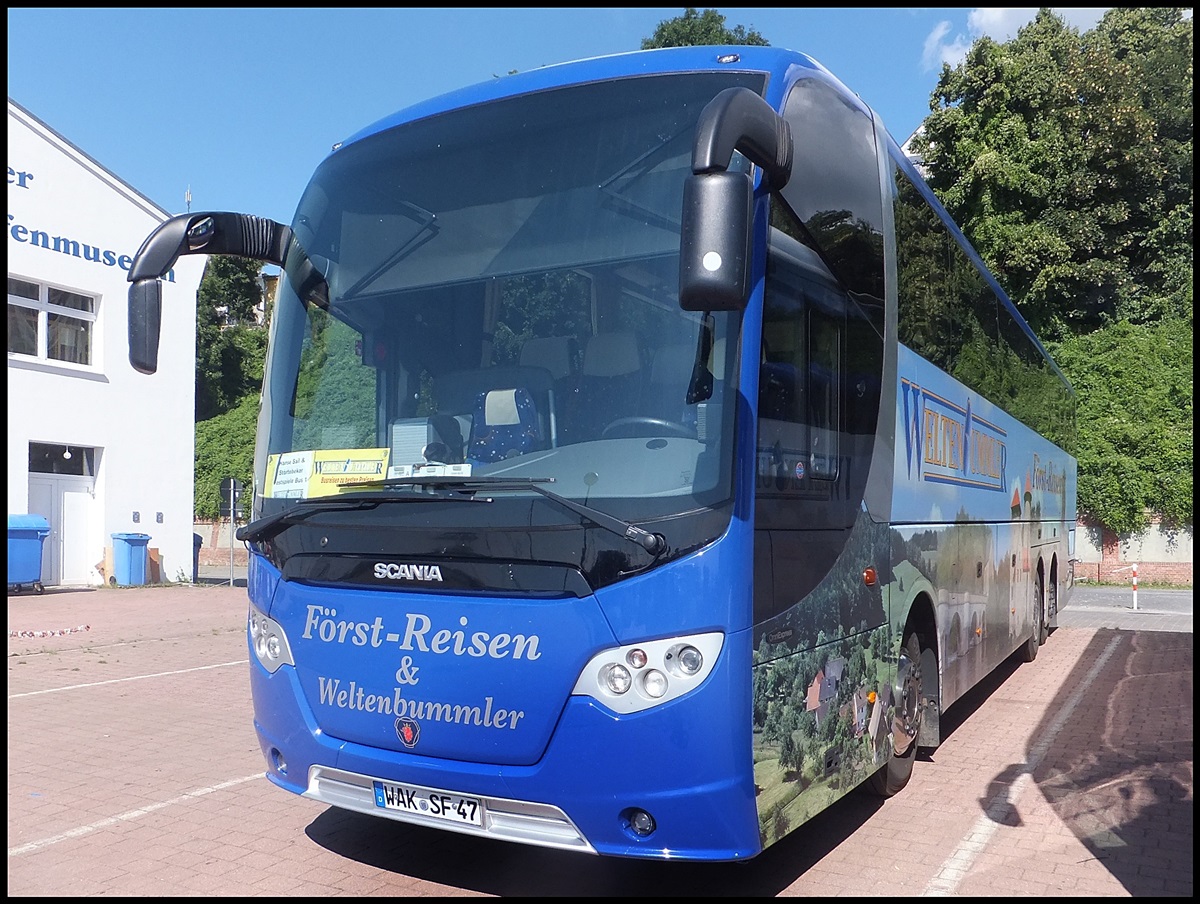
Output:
(111, 532), (152, 586)
(8, 514), (50, 593)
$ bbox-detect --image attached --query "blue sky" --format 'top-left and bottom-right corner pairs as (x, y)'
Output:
(8, 8), (1108, 226)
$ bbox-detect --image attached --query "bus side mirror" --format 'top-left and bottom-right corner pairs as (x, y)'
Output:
(679, 171), (753, 312)
(128, 278), (163, 375)
(125, 211), (297, 374)
(678, 86), (792, 313)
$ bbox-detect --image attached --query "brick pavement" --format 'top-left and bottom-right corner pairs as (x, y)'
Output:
(7, 581), (1192, 896)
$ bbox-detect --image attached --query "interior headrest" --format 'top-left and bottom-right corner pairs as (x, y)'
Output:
(582, 332), (640, 377)
(519, 336), (576, 380)
(650, 344), (695, 383)
(480, 388), (522, 426)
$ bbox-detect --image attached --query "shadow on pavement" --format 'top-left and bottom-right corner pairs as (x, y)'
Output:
(6, 585), (98, 597)
(195, 576), (247, 588)
(302, 779), (886, 896)
(1031, 629), (1192, 895)
(1026, 629), (1191, 895)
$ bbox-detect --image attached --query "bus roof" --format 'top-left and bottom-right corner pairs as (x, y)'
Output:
(334, 45), (868, 154)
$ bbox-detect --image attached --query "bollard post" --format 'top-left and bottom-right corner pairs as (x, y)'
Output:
(1132, 562), (1138, 611)
(228, 494), (235, 585)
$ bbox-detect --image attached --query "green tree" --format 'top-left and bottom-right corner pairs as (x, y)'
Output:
(915, 8), (1192, 340)
(194, 394), (259, 521)
(641, 8), (769, 49)
(1050, 319), (1192, 533)
(194, 255), (269, 517)
(911, 8), (1192, 532)
(778, 707), (804, 774)
(195, 255), (268, 421)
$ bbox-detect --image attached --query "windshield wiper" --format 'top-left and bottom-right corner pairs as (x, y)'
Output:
(340, 201), (438, 300)
(236, 489), (486, 544)
(357, 476), (668, 557)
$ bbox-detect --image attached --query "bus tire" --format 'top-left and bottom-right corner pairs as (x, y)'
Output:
(869, 632), (923, 797)
(1021, 578), (1045, 663)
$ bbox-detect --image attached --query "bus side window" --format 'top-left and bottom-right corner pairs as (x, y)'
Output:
(808, 308), (840, 479)
(757, 309), (808, 487)
(759, 329), (803, 422)
(758, 277), (846, 475)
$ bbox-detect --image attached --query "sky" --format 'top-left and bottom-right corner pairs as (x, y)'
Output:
(8, 8), (1109, 227)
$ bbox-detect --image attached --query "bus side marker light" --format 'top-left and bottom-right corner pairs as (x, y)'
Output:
(863, 567), (877, 586)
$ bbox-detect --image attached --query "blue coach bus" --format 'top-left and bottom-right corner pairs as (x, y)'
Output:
(126, 45), (1077, 861)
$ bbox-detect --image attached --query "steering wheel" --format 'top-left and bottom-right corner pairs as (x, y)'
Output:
(601, 416), (697, 439)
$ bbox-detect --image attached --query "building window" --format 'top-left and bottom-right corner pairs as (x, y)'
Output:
(7, 276), (96, 366)
(29, 442), (95, 477)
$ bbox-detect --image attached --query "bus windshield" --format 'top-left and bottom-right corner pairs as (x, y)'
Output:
(254, 72), (762, 525)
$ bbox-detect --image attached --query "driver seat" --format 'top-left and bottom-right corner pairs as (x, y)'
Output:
(646, 344), (696, 425)
(572, 332), (643, 440)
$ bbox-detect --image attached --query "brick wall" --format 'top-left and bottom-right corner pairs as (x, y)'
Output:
(1075, 518), (1193, 587)
(194, 520), (249, 567)
(1073, 559), (1193, 586)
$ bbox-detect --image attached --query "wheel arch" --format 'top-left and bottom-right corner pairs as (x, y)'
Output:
(900, 590), (942, 749)
(1047, 552), (1061, 628)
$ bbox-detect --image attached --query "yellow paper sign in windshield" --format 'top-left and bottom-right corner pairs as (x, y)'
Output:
(309, 449), (390, 496)
(265, 449), (390, 498)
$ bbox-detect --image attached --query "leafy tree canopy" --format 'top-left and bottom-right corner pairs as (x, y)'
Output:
(911, 8), (1192, 532)
(194, 393), (259, 521)
(642, 7), (769, 48)
(915, 8), (1192, 340)
(198, 253), (263, 325)
(194, 255), (268, 517)
(195, 255), (268, 422)
(1050, 319), (1192, 534)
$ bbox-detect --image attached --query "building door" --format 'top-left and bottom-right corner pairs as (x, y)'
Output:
(28, 443), (97, 587)
(61, 484), (94, 583)
(26, 477), (58, 585)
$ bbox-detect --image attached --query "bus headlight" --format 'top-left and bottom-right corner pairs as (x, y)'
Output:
(641, 669), (668, 698)
(249, 604), (294, 673)
(572, 632), (723, 714)
(603, 663), (633, 695)
(668, 643), (704, 677)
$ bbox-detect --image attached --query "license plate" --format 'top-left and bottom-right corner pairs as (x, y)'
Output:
(373, 780), (483, 826)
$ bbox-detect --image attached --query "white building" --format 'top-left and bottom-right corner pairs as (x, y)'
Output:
(7, 98), (206, 587)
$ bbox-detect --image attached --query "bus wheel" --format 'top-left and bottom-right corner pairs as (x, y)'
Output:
(869, 632), (923, 796)
(1021, 579), (1045, 663)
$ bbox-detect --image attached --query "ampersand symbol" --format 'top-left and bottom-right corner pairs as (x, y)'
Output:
(395, 656), (420, 685)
